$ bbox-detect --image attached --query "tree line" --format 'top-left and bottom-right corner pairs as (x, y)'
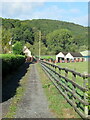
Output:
(0, 17), (88, 55)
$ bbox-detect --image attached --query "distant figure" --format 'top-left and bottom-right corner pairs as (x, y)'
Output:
(23, 46), (33, 62)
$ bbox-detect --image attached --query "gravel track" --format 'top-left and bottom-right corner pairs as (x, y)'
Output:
(14, 63), (55, 118)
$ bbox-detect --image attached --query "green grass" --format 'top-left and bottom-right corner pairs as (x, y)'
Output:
(41, 55), (56, 60)
(5, 86), (24, 118)
(56, 62), (89, 87)
(4, 64), (31, 118)
(57, 62), (88, 74)
(38, 61), (90, 117)
(37, 63), (79, 118)
(5, 85), (25, 117)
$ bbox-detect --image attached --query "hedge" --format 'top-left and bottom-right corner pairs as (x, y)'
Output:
(0, 54), (25, 79)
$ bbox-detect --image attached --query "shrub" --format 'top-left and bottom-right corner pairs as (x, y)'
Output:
(0, 54), (25, 81)
(12, 41), (23, 55)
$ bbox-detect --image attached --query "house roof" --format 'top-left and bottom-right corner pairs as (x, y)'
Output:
(70, 52), (83, 57)
(80, 50), (90, 56)
(56, 52), (68, 56)
(62, 52), (68, 55)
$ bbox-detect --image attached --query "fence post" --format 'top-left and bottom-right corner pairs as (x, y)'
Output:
(72, 72), (76, 105)
(65, 69), (68, 84)
(83, 75), (88, 118)
(65, 69), (68, 95)
(55, 66), (57, 72)
(59, 68), (61, 75)
(65, 69), (68, 78)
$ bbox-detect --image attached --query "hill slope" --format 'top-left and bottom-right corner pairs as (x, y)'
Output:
(1, 18), (88, 55)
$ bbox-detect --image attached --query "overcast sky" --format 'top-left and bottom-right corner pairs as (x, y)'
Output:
(1, 0), (89, 26)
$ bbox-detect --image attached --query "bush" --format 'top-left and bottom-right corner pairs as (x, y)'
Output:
(12, 41), (23, 55)
(0, 54), (25, 80)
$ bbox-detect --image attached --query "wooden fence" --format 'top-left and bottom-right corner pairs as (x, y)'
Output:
(40, 60), (90, 119)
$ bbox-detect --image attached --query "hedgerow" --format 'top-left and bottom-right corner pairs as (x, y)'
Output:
(0, 54), (25, 79)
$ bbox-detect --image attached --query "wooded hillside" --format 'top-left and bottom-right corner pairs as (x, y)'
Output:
(1, 17), (88, 55)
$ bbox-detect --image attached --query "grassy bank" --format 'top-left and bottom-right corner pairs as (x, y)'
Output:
(37, 63), (79, 118)
(4, 63), (31, 118)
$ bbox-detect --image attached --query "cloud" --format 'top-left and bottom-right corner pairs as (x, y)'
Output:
(29, 5), (87, 26)
(1, 0), (89, 2)
(1, 0), (47, 2)
(1, 2), (88, 26)
(67, 15), (88, 26)
(69, 8), (80, 13)
(2, 2), (44, 19)
(2, 3), (66, 20)
(0, 3), (2, 16)
(28, 5), (65, 20)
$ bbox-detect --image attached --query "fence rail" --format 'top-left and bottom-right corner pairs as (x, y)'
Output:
(40, 60), (90, 119)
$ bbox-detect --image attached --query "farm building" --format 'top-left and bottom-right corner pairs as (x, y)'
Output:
(56, 52), (68, 62)
(80, 50), (90, 61)
(23, 46), (32, 57)
(23, 46), (33, 62)
(56, 52), (84, 63)
(65, 52), (84, 62)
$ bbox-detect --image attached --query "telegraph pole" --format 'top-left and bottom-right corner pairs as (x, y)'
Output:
(39, 30), (41, 60)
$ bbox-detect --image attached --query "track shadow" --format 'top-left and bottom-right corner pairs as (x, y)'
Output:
(2, 62), (31, 103)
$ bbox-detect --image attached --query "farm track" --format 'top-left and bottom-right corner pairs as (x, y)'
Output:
(14, 63), (55, 118)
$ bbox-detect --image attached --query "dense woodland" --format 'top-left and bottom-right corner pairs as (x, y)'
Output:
(0, 17), (88, 55)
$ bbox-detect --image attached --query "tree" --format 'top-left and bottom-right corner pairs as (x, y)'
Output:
(46, 29), (73, 54)
(12, 41), (23, 55)
(2, 28), (12, 53)
(2, 18), (88, 54)
(12, 27), (24, 41)
(79, 45), (88, 52)
(0, 27), (2, 53)
(23, 29), (34, 45)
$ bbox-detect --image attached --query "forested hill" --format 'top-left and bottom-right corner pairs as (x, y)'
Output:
(1, 17), (88, 55)
(26, 19), (87, 34)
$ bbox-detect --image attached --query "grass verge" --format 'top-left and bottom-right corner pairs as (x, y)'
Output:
(36, 63), (80, 118)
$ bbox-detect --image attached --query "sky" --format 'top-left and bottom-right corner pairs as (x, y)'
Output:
(0, 1), (89, 26)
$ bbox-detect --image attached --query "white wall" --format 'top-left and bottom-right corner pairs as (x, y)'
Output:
(56, 52), (65, 60)
(65, 53), (74, 59)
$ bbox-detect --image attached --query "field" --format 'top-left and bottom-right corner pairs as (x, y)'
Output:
(40, 56), (89, 86)
(41, 55), (56, 60)
(41, 56), (89, 74)
(57, 62), (88, 74)
(56, 61), (89, 88)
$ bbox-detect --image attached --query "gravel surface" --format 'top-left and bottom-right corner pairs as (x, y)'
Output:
(14, 64), (55, 118)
